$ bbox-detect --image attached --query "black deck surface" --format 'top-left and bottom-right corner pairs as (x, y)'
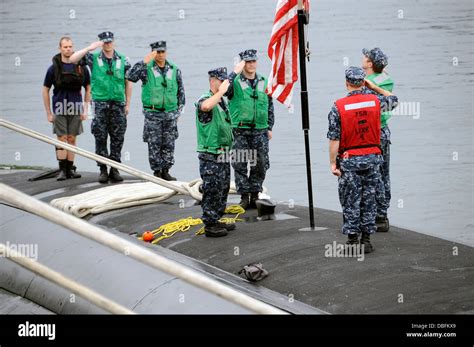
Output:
(1, 169), (473, 314)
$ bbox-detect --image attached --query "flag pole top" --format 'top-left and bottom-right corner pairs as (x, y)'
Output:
(298, 0), (308, 10)
(297, 0), (310, 24)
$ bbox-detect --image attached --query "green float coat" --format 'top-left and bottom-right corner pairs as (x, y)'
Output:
(196, 92), (233, 155)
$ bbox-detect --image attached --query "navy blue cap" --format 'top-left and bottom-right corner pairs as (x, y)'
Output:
(98, 31), (114, 43)
(345, 66), (366, 86)
(239, 49), (258, 61)
(208, 67), (228, 81)
(362, 47), (388, 69)
(150, 41), (166, 52)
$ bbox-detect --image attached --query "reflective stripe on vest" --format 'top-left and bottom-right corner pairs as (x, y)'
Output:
(373, 72), (389, 85)
(238, 79), (248, 90)
(152, 67), (173, 80)
(96, 55), (122, 69)
(344, 100), (376, 111)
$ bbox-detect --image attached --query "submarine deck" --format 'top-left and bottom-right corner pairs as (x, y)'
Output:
(1, 169), (473, 314)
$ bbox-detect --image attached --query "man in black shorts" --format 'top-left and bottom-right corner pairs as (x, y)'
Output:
(42, 36), (91, 181)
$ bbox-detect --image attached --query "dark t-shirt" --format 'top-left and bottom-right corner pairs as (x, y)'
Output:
(43, 63), (90, 115)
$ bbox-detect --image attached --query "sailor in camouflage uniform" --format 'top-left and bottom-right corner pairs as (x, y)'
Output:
(69, 31), (132, 183)
(126, 41), (185, 181)
(362, 47), (394, 231)
(327, 67), (398, 253)
(227, 49), (274, 209)
(195, 67), (236, 238)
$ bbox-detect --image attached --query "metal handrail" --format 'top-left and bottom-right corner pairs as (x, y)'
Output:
(0, 242), (134, 314)
(0, 118), (192, 196)
(0, 183), (285, 314)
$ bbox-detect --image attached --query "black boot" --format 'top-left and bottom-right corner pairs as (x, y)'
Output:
(66, 160), (81, 179)
(161, 169), (176, 181)
(153, 170), (162, 178)
(345, 233), (359, 255)
(360, 232), (375, 253)
(239, 193), (250, 210)
(218, 221), (236, 231)
(346, 233), (359, 245)
(376, 215), (390, 232)
(109, 167), (123, 182)
(57, 160), (67, 181)
(98, 165), (108, 184)
(248, 192), (259, 209)
(204, 223), (228, 238)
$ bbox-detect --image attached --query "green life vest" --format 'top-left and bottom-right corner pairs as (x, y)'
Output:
(141, 60), (179, 112)
(229, 74), (269, 129)
(91, 51), (126, 102)
(366, 72), (394, 128)
(196, 92), (233, 155)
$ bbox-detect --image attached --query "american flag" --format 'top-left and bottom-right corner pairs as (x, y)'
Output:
(267, 0), (309, 107)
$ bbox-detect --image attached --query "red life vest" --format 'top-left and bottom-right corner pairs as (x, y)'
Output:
(335, 93), (381, 158)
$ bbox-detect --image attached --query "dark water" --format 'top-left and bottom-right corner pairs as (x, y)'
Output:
(1, 0), (473, 245)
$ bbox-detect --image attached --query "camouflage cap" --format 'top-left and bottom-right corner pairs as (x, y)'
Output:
(150, 41), (166, 52)
(98, 31), (114, 43)
(362, 47), (388, 69)
(345, 66), (366, 86)
(208, 67), (228, 81)
(239, 49), (258, 61)
(238, 263), (269, 282)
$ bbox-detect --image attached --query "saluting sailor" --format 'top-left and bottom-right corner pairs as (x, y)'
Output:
(126, 41), (185, 181)
(362, 47), (394, 231)
(70, 31), (132, 183)
(227, 49), (275, 210)
(195, 67), (236, 238)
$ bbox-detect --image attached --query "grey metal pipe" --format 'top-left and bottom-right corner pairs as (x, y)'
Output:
(0, 118), (190, 196)
(0, 243), (135, 314)
(0, 183), (286, 314)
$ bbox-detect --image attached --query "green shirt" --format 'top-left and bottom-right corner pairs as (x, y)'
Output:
(366, 72), (394, 128)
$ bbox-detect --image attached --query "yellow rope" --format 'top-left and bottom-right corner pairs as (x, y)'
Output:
(138, 205), (245, 243)
(224, 205), (245, 215)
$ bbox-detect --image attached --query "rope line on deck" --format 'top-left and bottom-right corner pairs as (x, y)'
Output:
(0, 183), (286, 314)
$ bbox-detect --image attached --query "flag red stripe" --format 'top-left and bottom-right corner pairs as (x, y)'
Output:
(267, 0), (309, 106)
(277, 83), (294, 104)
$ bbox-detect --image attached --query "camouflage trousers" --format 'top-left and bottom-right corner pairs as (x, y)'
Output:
(231, 128), (270, 194)
(376, 126), (391, 217)
(143, 110), (178, 171)
(91, 101), (127, 165)
(199, 152), (230, 225)
(338, 155), (382, 235)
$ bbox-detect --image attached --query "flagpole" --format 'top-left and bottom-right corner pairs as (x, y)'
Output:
(297, 0), (323, 231)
